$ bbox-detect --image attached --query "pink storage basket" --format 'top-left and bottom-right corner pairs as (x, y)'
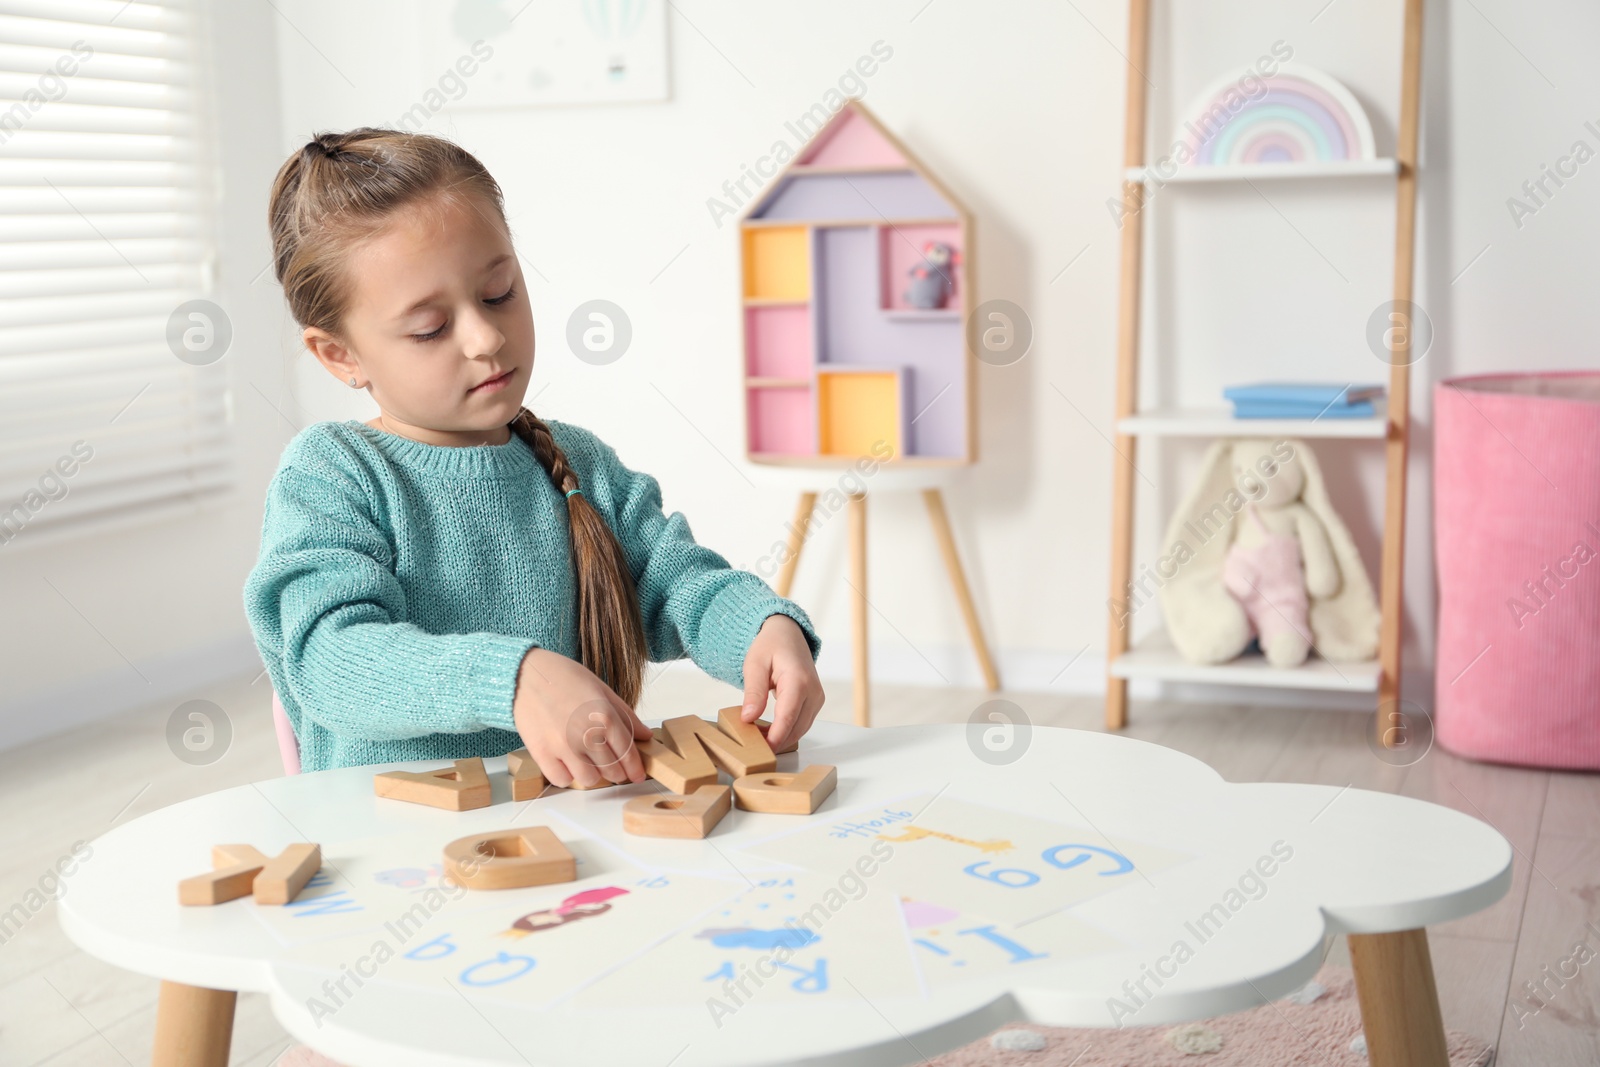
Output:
(1434, 373), (1600, 768)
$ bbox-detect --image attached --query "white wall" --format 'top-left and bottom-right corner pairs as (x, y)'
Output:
(0, 2), (289, 748)
(192, 0), (1600, 707)
(268, 0), (1130, 699)
(6, 0), (1595, 748)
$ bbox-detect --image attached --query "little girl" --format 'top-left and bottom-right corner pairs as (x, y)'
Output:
(245, 128), (826, 794)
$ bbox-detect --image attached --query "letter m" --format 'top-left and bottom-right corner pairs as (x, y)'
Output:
(285, 892), (364, 917)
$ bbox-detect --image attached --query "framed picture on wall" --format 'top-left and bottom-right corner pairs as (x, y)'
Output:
(420, 0), (670, 107)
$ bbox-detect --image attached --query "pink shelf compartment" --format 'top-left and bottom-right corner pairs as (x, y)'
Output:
(746, 383), (814, 456)
(878, 222), (964, 313)
(744, 304), (813, 379)
(795, 108), (908, 168)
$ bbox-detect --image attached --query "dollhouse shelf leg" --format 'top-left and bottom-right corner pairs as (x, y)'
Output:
(153, 980), (236, 1067)
(1106, 678), (1129, 731)
(775, 491), (818, 599)
(1348, 929), (1450, 1067)
(922, 488), (1000, 691)
(848, 492), (870, 727)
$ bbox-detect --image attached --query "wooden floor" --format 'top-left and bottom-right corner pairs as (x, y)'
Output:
(1, 667), (1596, 1065)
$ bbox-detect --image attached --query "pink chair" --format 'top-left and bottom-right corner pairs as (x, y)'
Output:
(271, 691), (301, 776)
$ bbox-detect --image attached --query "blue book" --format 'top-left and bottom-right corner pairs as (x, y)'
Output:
(1231, 399), (1376, 419)
(1224, 382), (1385, 406)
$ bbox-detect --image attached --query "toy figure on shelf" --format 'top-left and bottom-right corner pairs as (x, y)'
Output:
(1157, 438), (1380, 668)
(904, 242), (960, 309)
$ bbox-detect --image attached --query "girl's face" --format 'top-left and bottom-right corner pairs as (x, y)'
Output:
(303, 191), (534, 447)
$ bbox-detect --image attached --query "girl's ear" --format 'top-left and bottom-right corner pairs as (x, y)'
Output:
(303, 326), (361, 386)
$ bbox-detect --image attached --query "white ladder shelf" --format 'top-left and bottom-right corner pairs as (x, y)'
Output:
(1103, 0), (1426, 749)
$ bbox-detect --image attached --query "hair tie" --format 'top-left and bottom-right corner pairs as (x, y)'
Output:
(565, 488), (582, 498)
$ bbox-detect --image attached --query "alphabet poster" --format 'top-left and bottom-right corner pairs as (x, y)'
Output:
(571, 871), (921, 1010)
(900, 896), (1121, 991)
(740, 794), (1194, 925)
(282, 864), (747, 1010)
(231, 798), (1165, 1013)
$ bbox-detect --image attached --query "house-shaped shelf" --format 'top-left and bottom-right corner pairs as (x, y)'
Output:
(739, 101), (974, 467)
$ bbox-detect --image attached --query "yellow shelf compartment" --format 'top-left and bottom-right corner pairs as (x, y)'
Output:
(742, 224), (811, 302)
(816, 365), (907, 460)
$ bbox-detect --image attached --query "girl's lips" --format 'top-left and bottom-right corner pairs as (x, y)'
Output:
(469, 368), (515, 396)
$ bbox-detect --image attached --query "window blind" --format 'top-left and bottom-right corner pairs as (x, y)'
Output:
(0, 0), (230, 547)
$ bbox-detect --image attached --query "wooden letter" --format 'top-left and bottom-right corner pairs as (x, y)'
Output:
(623, 785), (733, 839)
(732, 764), (837, 815)
(564, 777), (622, 792)
(253, 843), (322, 905)
(374, 757), (491, 811)
(641, 724), (720, 794)
(443, 827), (576, 890)
(178, 844), (267, 906)
(178, 843), (321, 906)
(505, 748), (547, 801)
(642, 708), (787, 792)
(664, 709), (777, 778)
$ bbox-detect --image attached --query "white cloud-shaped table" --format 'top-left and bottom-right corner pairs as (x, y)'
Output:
(59, 721), (1509, 1067)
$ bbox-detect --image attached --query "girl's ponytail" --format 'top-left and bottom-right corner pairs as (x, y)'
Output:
(509, 407), (649, 708)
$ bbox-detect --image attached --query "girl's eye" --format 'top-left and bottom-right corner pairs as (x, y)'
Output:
(409, 284), (514, 342)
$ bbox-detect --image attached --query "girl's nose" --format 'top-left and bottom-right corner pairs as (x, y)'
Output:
(461, 310), (505, 360)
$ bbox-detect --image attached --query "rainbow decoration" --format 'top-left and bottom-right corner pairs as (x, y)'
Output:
(1178, 63), (1376, 166)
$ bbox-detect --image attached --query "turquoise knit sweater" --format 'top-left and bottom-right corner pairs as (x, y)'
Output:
(243, 419), (822, 773)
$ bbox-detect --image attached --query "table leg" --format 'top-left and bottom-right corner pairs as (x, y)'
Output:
(1347, 928), (1450, 1067)
(153, 980), (236, 1067)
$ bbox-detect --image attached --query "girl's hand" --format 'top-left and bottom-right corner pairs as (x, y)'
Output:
(738, 614), (825, 751)
(511, 648), (652, 789)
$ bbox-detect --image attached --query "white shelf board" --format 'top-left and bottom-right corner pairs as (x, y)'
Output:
(1116, 406), (1387, 439)
(1111, 641), (1380, 694)
(1125, 159), (1400, 183)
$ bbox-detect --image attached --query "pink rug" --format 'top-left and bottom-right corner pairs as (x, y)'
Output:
(278, 965), (1492, 1066)
(926, 965), (1493, 1066)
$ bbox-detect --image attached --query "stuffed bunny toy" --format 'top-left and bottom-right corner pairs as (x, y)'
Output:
(1219, 439), (1340, 666)
(1154, 438), (1380, 667)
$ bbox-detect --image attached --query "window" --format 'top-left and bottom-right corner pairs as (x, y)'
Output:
(0, 0), (229, 548)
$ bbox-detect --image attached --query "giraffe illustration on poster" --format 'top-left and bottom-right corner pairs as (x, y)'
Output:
(743, 795), (1194, 925)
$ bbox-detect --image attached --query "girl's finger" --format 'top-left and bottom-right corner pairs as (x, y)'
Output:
(795, 690), (823, 739)
(598, 711), (644, 783)
(533, 748), (574, 789)
(766, 670), (804, 751)
(562, 752), (606, 790)
(741, 663), (770, 723)
(602, 695), (651, 780)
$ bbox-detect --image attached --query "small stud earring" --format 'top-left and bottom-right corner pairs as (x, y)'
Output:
(348, 376), (358, 388)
